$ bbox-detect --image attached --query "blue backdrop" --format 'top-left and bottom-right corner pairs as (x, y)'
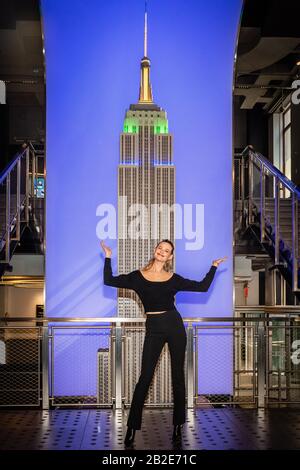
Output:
(41, 0), (242, 396)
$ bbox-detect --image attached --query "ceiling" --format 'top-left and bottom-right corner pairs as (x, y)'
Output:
(0, 0), (44, 107)
(234, 0), (300, 111)
(1, 0), (300, 113)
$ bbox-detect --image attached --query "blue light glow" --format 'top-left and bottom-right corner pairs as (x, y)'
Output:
(41, 0), (242, 396)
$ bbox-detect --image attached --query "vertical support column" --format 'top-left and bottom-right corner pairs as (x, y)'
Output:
(42, 324), (49, 410)
(115, 322), (123, 410)
(260, 166), (266, 242)
(281, 275), (286, 306)
(25, 146), (30, 225)
(265, 260), (275, 306)
(186, 323), (195, 409)
(257, 319), (266, 408)
(264, 259), (275, 409)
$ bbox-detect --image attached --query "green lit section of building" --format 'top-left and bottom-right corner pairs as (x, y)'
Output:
(154, 118), (168, 134)
(123, 117), (168, 135)
(123, 118), (139, 134)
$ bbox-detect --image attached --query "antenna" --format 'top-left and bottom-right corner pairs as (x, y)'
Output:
(144, 1), (148, 57)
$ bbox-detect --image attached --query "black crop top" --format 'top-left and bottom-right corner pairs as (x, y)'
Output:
(103, 257), (217, 312)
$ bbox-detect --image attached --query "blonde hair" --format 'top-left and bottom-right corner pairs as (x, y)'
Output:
(141, 239), (174, 273)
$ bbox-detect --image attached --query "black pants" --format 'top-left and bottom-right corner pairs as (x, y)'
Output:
(126, 309), (187, 430)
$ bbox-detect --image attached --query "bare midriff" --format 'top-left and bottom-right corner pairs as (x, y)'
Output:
(145, 311), (167, 315)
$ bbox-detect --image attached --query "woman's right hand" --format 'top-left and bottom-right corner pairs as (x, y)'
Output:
(100, 240), (112, 258)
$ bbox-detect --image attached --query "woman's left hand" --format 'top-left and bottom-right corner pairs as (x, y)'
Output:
(212, 256), (228, 267)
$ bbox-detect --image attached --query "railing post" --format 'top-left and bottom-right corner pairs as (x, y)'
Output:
(292, 192), (299, 291)
(186, 323), (195, 409)
(248, 152), (253, 225)
(285, 317), (291, 403)
(257, 319), (266, 408)
(16, 158), (21, 240)
(5, 173), (10, 263)
(241, 155), (245, 202)
(31, 147), (36, 215)
(274, 176), (280, 265)
(240, 154), (247, 230)
(114, 322), (123, 410)
(260, 165), (266, 242)
(42, 324), (49, 410)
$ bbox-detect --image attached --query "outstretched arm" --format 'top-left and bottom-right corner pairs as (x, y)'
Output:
(103, 257), (135, 289)
(176, 265), (217, 292)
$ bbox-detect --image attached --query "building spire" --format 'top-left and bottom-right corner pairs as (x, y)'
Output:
(138, 1), (153, 103)
(144, 1), (147, 57)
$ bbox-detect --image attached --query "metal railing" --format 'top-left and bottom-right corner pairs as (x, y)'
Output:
(0, 142), (44, 264)
(234, 145), (300, 292)
(0, 307), (300, 409)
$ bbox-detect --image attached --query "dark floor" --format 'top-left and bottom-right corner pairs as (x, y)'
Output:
(0, 408), (300, 450)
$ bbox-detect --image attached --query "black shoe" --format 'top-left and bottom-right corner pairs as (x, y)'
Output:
(172, 424), (183, 441)
(124, 427), (136, 446)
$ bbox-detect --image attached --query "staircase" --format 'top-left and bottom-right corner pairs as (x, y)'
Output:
(0, 142), (44, 277)
(235, 146), (300, 296)
(253, 196), (298, 264)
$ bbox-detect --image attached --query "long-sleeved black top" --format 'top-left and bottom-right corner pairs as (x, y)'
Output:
(103, 257), (217, 312)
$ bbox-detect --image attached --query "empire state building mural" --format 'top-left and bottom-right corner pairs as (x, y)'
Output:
(41, 0), (238, 408)
(118, 8), (175, 318)
(102, 8), (178, 407)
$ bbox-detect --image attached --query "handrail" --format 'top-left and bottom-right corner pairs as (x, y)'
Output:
(0, 145), (27, 184)
(1, 314), (300, 324)
(236, 145), (300, 293)
(238, 145), (300, 197)
(250, 149), (300, 198)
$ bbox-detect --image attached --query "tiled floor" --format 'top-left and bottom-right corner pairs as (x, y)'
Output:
(0, 407), (300, 450)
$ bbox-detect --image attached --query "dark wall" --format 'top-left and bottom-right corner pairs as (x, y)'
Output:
(9, 104), (44, 144)
(0, 104), (9, 172)
(233, 96), (247, 153)
(246, 105), (269, 157)
(0, 0), (44, 173)
(234, 97), (269, 157)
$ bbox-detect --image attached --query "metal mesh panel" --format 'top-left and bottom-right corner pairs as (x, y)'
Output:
(195, 325), (257, 407)
(0, 327), (41, 406)
(50, 326), (112, 407)
(233, 324), (257, 405)
(267, 322), (300, 405)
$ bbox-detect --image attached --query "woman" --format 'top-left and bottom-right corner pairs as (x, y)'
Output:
(101, 239), (227, 447)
